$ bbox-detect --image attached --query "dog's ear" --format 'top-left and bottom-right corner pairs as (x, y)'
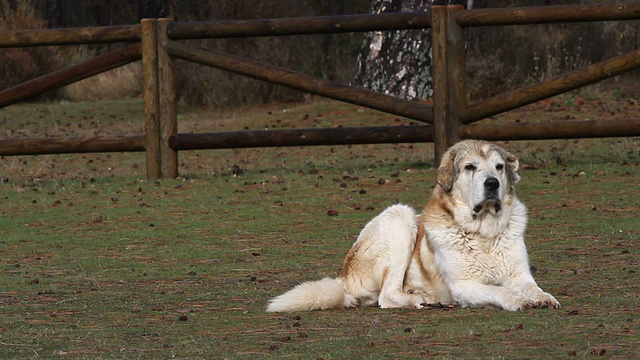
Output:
(437, 146), (458, 192)
(505, 152), (521, 186)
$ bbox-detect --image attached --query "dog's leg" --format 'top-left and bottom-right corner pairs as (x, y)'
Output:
(448, 281), (535, 311)
(373, 205), (430, 309)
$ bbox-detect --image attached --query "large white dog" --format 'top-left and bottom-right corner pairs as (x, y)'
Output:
(267, 140), (560, 312)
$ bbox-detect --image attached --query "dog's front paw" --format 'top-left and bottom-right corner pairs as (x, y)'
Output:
(503, 293), (534, 311)
(404, 293), (438, 309)
(531, 292), (561, 309)
(379, 292), (435, 309)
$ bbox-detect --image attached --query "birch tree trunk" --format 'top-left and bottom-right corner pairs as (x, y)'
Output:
(352, 0), (435, 100)
(352, 0), (471, 100)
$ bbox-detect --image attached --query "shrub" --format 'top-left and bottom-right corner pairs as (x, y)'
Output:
(0, 0), (64, 97)
(62, 62), (143, 102)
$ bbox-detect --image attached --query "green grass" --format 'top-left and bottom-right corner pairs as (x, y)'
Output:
(1, 98), (639, 358)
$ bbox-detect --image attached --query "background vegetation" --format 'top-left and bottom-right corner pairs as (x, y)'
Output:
(1, 0), (639, 105)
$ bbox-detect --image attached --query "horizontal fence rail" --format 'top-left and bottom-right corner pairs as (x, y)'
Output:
(0, 135), (144, 156)
(460, 119), (640, 141)
(170, 126), (433, 150)
(0, 25), (140, 47)
(456, 3), (640, 26)
(168, 12), (431, 39)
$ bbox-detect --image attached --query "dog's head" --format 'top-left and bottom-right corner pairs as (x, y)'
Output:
(437, 140), (520, 217)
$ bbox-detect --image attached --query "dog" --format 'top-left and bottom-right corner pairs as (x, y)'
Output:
(266, 140), (560, 312)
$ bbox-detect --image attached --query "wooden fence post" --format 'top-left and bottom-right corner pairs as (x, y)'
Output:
(431, 5), (466, 165)
(141, 19), (161, 179)
(157, 18), (178, 178)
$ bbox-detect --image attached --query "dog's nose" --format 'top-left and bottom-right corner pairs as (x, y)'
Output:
(484, 177), (499, 191)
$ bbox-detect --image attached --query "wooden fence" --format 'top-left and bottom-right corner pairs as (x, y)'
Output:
(1, 3), (639, 179)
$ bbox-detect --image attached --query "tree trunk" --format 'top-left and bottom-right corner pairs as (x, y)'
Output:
(138, 0), (176, 20)
(352, 0), (471, 100)
(46, 0), (62, 28)
(352, 0), (435, 100)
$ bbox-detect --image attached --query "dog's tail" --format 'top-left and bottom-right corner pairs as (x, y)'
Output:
(266, 277), (357, 312)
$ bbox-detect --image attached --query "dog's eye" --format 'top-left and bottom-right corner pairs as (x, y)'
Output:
(496, 164), (504, 171)
(464, 164), (476, 172)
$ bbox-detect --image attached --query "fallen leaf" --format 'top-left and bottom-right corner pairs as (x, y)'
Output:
(327, 209), (339, 216)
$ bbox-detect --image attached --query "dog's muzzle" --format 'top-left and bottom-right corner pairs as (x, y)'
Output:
(473, 177), (502, 214)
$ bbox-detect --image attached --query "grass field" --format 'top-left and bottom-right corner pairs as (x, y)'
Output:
(1, 97), (639, 359)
